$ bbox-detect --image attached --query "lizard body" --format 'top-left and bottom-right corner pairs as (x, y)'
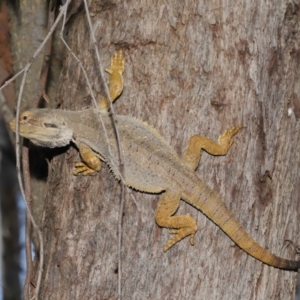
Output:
(10, 51), (300, 271)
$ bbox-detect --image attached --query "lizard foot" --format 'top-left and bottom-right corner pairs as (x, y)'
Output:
(217, 125), (243, 150)
(100, 50), (125, 109)
(105, 50), (125, 75)
(73, 162), (98, 176)
(163, 226), (197, 252)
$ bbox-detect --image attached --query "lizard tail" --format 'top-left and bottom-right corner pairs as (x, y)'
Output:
(185, 183), (300, 271)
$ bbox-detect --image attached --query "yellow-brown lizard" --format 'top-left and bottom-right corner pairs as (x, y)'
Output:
(9, 51), (300, 271)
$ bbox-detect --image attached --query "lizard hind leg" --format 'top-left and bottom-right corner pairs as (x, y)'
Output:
(182, 125), (242, 171)
(155, 191), (198, 252)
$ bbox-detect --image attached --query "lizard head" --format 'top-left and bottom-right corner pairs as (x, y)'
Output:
(9, 109), (74, 148)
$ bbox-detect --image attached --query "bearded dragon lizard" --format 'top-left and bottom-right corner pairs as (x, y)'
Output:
(9, 51), (300, 270)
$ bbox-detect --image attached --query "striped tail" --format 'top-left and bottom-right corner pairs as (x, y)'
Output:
(184, 182), (300, 271)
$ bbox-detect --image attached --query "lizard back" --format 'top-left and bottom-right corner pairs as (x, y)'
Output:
(64, 108), (189, 193)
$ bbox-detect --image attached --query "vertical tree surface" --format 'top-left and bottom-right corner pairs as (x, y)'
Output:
(11, 1), (300, 299)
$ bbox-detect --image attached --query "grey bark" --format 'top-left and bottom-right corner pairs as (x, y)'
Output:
(9, 0), (300, 299)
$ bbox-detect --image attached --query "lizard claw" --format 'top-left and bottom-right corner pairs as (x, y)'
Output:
(189, 234), (195, 246)
(74, 162), (97, 176)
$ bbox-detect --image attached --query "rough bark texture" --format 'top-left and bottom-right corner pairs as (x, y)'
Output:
(21, 0), (300, 299)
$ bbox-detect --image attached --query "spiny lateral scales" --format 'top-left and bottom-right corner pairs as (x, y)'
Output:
(10, 51), (300, 271)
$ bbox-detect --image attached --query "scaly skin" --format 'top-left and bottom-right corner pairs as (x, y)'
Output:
(9, 51), (300, 270)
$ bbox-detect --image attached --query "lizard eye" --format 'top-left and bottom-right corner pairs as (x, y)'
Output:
(44, 123), (58, 128)
(20, 114), (28, 121)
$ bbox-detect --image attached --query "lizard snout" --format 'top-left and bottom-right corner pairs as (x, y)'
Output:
(9, 118), (16, 133)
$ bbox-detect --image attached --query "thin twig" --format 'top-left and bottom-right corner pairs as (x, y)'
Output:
(33, 2), (56, 107)
(15, 64), (44, 300)
(0, 68), (25, 92)
(59, 11), (114, 161)
(60, 3), (135, 201)
(22, 146), (33, 300)
(12, 1), (72, 298)
(83, 2), (126, 299)
(0, 1), (66, 95)
(22, 2), (57, 297)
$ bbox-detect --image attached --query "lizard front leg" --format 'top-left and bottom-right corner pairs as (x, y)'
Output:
(182, 125), (242, 171)
(99, 50), (125, 111)
(155, 191), (198, 252)
(74, 143), (101, 175)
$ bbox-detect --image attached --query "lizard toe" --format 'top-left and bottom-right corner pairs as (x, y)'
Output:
(74, 162), (97, 176)
(163, 226), (197, 252)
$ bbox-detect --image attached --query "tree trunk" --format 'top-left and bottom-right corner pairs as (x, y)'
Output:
(23, 1), (300, 299)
